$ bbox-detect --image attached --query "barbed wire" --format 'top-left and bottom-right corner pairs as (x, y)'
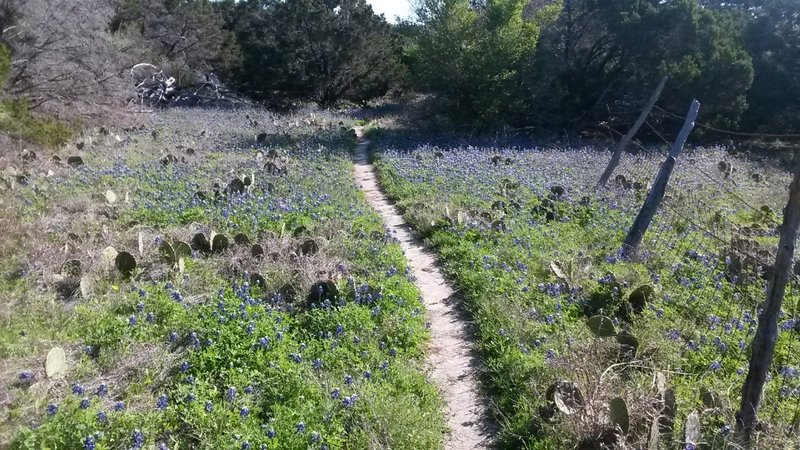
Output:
(653, 105), (800, 140)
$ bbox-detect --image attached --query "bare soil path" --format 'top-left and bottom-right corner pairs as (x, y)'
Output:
(352, 128), (495, 450)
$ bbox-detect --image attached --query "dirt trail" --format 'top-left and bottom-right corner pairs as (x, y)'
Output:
(352, 128), (495, 450)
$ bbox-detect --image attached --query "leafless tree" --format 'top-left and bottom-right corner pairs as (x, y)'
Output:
(3, 0), (131, 121)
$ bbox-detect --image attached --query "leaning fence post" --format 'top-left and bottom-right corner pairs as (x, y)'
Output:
(598, 75), (669, 186)
(736, 151), (800, 444)
(622, 99), (700, 256)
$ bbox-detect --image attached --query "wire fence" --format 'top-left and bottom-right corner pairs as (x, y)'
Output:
(603, 115), (791, 284)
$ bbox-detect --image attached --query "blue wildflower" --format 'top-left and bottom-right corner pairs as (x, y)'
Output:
(131, 429), (144, 450)
(226, 386), (237, 402)
(18, 371), (33, 381)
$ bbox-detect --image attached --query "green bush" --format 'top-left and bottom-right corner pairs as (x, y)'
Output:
(0, 98), (73, 147)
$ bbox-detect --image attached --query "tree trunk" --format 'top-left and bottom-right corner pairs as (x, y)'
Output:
(598, 75), (668, 186)
(737, 152), (800, 444)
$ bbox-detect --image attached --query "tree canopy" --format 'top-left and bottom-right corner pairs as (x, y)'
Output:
(1, 0), (798, 137)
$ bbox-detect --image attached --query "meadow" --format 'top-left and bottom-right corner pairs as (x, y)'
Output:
(0, 110), (445, 449)
(370, 125), (800, 449)
(2, 105), (799, 450)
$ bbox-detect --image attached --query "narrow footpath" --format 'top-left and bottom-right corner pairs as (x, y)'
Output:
(352, 129), (495, 450)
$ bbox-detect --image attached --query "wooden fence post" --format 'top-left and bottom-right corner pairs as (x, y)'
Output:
(736, 152), (800, 444)
(622, 99), (700, 256)
(598, 75), (669, 186)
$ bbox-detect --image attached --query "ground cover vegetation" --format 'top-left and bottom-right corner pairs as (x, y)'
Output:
(371, 123), (800, 448)
(0, 110), (445, 449)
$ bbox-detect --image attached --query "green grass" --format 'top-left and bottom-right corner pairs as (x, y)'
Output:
(0, 98), (73, 147)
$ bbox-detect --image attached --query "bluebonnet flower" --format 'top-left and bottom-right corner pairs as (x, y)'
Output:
(131, 429), (144, 450)
(72, 383), (85, 395)
(258, 336), (270, 349)
(290, 353), (302, 363)
(205, 401), (214, 412)
(80, 398), (91, 409)
(344, 374), (354, 385)
(296, 422), (306, 433)
(312, 358), (323, 370)
(709, 361), (722, 371)
(83, 435), (96, 450)
(226, 386), (237, 402)
(157, 442), (168, 450)
(190, 332), (201, 348)
(96, 383), (108, 397)
(311, 431), (321, 443)
(128, 315), (137, 326)
(18, 370), (33, 381)
(343, 395), (358, 408)
(97, 411), (107, 424)
(185, 375), (195, 384)
(156, 394), (169, 411)
(185, 393), (196, 403)
(179, 361), (190, 373)
(46, 404), (58, 416)
(713, 337), (728, 353)
(244, 385), (254, 394)
(331, 388), (341, 399)
(241, 443), (251, 450)
(545, 349), (556, 359)
(113, 401), (125, 411)
(146, 312), (155, 323)
(266, 428), (276, 438)
(136, 301), (145, 312)
(240, 407), (250, 418)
